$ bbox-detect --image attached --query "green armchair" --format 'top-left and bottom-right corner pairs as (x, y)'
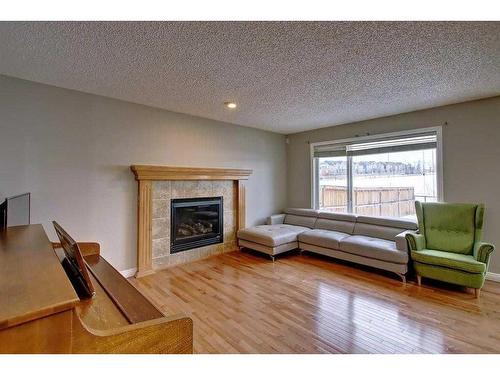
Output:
(406, 201), (495, 298)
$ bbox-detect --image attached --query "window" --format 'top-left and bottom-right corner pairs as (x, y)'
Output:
(311, 128), (442, 218)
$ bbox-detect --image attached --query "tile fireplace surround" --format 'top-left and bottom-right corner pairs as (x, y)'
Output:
(130, 165), (252, 278)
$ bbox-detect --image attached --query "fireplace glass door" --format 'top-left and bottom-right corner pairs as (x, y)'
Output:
(170, 197), (223, 253)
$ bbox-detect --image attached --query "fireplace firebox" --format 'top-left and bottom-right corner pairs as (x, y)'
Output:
(170, 197), (223, 253)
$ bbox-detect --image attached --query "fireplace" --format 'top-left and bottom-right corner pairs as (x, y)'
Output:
(170, 197), (223, 253)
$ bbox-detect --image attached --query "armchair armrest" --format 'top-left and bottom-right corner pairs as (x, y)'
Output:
(473, 241), (495, 264)
(405, 231), (426, 251)
(267, 214), (286, 225)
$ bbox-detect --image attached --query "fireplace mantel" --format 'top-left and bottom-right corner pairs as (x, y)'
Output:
(130, 165), (252, 277)
(131, 165), (252, 181)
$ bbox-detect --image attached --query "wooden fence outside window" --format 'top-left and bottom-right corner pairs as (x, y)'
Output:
(320, 186), (416, 217)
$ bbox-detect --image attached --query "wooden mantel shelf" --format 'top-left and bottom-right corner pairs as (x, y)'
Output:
(131, 165), (252, 181)
(130, 165), (252, 278)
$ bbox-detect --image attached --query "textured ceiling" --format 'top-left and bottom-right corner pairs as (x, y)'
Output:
(0, 22), (499, 134)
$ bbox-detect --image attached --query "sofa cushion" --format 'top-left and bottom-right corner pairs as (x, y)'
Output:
(353, 223), (405, 241)
(284, 214), (317, 229)
(356, 215), (418, 230)
(315, 211), (357, 234)
(411, 249), (486, 274)
(284, 208), (319, 217)
(237, 224), (309, 247)
(353, 215), (417, 241)
(298, 229), (350, 249)
(339, 235), (408, 264)
(317, 211), (357, 222)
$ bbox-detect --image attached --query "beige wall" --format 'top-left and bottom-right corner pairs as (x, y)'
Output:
(287, 96), (500, 273)
(0, 75), (287, 271)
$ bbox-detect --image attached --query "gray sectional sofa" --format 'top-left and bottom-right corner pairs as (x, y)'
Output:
(236, 208), (418, 281)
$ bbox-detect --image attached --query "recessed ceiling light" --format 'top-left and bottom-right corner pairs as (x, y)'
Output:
(224, 101), (237, 109)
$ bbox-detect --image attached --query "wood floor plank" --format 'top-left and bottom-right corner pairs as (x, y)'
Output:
(130, 250), (500, 353)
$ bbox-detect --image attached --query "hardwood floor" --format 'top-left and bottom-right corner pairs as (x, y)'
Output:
(130, 250), (500, 353)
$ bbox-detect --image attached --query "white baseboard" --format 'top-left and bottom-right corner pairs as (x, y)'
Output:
(120, 267), (137, 278)
(118, 267), (500, 282)
(486, 272), (500, 283)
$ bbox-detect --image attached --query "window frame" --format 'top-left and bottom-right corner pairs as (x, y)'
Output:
(310, 126), (444, 211)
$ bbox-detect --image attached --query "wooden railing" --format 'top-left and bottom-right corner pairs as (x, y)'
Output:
(320, 186), (416, 217)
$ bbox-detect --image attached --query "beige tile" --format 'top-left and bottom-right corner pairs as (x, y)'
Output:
(171, 181), (192, 198)
(206, 244), (217, 255)
(212, 182), (222, 196)
(197, 181), (215, 198)
(213, 181), (233, 196)
(169, 252), (181, 266)
(214, 243), (224, 255)
(225, 233), (236, 244)
(152, 237), (170, 258)
(152, 199), (170, 219)
(223, 213), (235, 242)
(192, 250), (203, 261)
(152, 218), (169, 239)
(153, 255), (170, 269)
(183, 250), (195, 263)
(152, 181), (172, 199)
(222, 194), (234, 213)
(172, 181), (215, 198)
(224, 240), (237, 253)
(224, 212), (234, 229)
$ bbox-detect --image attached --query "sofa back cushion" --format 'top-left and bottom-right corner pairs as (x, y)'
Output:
(283, 208), (318, 229)
(353, 215), (417, 241)
(314, 212), (357, 234)
(419, 202), (479, 254)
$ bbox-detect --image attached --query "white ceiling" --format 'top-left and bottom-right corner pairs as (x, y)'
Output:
(0, 22), (499, 134)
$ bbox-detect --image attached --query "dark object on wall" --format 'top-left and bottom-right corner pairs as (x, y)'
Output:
(0, 192), (30, 230)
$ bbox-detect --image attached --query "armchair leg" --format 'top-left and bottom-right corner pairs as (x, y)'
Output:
(395, 273), (406, 283)
(417, 275), (422, 286)
(475, 288), (481, 299)
(270, 255), (275, 262)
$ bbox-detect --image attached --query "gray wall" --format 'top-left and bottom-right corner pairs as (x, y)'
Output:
(0, 75), (287, 271)
(287, 96), (500, 273)
(3, 72), (499, 274)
